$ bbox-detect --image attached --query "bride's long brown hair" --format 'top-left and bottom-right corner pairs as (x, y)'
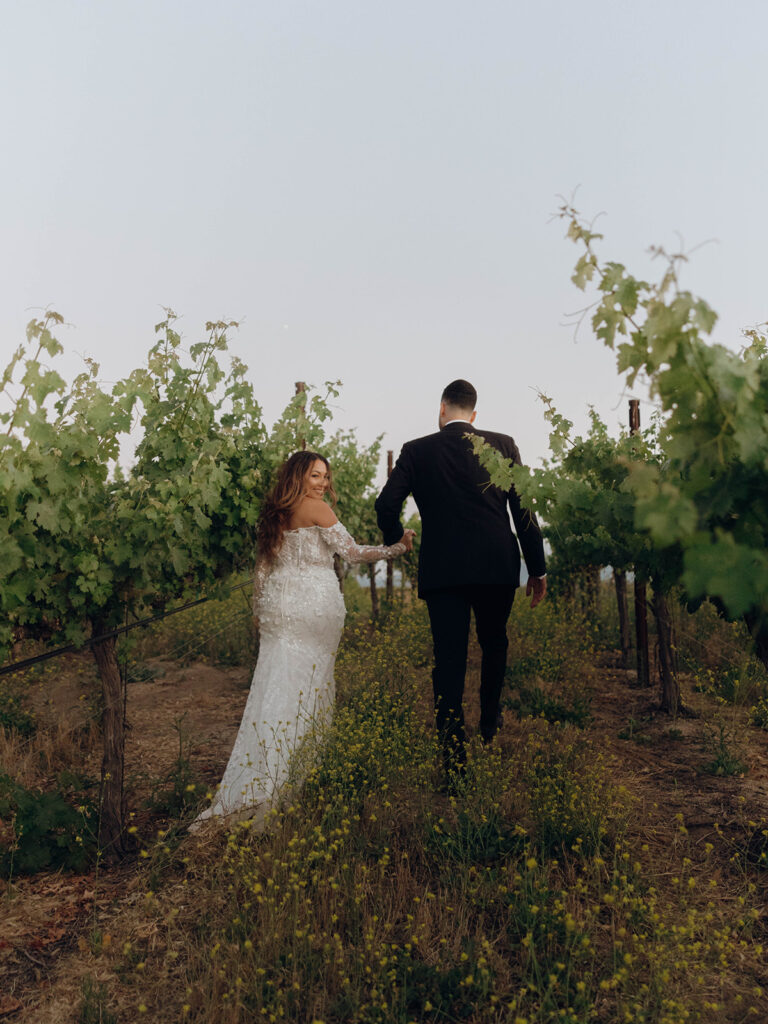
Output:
(256, 451), (337, 565)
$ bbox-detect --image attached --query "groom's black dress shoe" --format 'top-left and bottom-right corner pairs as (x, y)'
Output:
(481, 709), (503, 745)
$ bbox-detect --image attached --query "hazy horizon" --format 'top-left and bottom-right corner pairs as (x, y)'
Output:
(3, 0), (766, 475)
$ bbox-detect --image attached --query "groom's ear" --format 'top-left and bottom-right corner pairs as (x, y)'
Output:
(469, 410), (477, 424)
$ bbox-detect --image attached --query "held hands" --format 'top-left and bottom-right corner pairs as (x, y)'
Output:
(397, 529), (416, 553)
(526, 575), (547, 609)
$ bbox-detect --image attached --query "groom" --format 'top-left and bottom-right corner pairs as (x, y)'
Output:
(375, 379), (547, 777)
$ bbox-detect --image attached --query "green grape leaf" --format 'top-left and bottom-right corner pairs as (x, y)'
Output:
(683, 535), (767, 616)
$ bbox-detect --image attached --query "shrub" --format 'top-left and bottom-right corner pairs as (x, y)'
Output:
(693, 663), (768, 707)
(0, 772), (97, 875)
(128, 577), (258, 668)
(749, 696), (768, 730)
(617, 716), (653, 745)
(78, 976), (117, 1024)
(145, 716), (208, 818)
(526, 737), (625, 857)
(507, 598), (597, 685)
(0, 681), (35, 737)
(425, 806), (524, 867)
(505, 679), (592, 728)
(700, 722), (747, 777)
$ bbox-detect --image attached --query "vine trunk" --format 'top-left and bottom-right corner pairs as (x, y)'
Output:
(653, 592), (681, 714)
(614, 569), (631, 669)
(91, 625), (126, 861)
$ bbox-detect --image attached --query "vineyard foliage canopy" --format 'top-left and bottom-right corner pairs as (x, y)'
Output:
(470, 204), (768, 663)
(0, 310), (380, 657)
(0, 311), (381, 852)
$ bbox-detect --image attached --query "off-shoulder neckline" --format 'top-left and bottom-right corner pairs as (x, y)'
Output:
(284, 523), (340, 534)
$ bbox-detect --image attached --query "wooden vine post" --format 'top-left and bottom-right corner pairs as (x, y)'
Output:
(295, 381), (307, 450)
(385, 450), (394, 604)
(629, 399), (650, 687)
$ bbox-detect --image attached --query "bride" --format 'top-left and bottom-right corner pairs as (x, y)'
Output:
(191, 450), (412, 830)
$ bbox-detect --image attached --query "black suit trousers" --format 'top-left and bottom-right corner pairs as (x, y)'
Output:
(424, 583), (516, 767)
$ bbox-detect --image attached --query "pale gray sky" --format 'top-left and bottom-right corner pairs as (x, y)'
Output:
(2, 0), (766, 472)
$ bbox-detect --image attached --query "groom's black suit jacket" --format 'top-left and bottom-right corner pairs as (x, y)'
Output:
(375, 421), (546, 596)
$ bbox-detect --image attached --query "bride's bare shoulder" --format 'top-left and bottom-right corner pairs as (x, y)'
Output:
(309, 498), (338, 527)
(291, 497), (338, 529)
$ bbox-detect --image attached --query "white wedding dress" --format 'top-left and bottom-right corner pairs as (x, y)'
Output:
(192, 522), (405, 828)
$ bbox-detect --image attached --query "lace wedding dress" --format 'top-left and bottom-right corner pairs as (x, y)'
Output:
(192, 522), (405, 829)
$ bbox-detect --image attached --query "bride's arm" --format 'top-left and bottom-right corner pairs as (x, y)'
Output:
(305, 498), (412, 563)
(324, 521), (408, 564)
(252, 556), (270, 623)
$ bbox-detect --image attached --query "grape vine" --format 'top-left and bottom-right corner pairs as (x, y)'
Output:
(0, 312), (382, 856)
(471, 203), (768, 706)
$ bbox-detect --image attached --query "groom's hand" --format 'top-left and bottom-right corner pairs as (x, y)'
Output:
(526, 576), (546, 608)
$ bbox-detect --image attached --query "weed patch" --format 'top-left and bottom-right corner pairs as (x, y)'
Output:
(425, 807), (525, 868)
(143, 715), (208, 818)
(0, 680), (36, 737)
(11, 594), (768, 1024)
(506, 678), (592, 728)
(700, 720), (747, 777)
(78, 976), (117, 1024)
(0, 771), (97, 875)
(618, 717), (653, 745)
(525, 735), (627, 857)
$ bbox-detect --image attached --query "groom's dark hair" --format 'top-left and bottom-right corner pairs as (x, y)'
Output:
(441, 379), (477, 411)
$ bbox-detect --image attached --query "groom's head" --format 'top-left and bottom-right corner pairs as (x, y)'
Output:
(439, 379), (477, 429)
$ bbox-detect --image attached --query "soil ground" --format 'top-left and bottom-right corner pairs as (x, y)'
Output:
(2, 635), (768, 1022)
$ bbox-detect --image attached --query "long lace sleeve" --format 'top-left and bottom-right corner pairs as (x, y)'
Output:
(252, 557), (270, 615)
(323, 522), (406, 565)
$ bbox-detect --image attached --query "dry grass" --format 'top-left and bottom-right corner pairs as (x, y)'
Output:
(2, 593), (768, 1022)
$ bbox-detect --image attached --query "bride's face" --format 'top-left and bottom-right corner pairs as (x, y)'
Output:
(304, 459), (330, 499)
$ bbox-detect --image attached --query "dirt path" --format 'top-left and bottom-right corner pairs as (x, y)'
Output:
(2, 647), (768, 1021)
(1, 655), (252, 1022)
(124, 659), (252, 800)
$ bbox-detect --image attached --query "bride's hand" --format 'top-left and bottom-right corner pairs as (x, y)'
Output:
(399, 529), (416, 553)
